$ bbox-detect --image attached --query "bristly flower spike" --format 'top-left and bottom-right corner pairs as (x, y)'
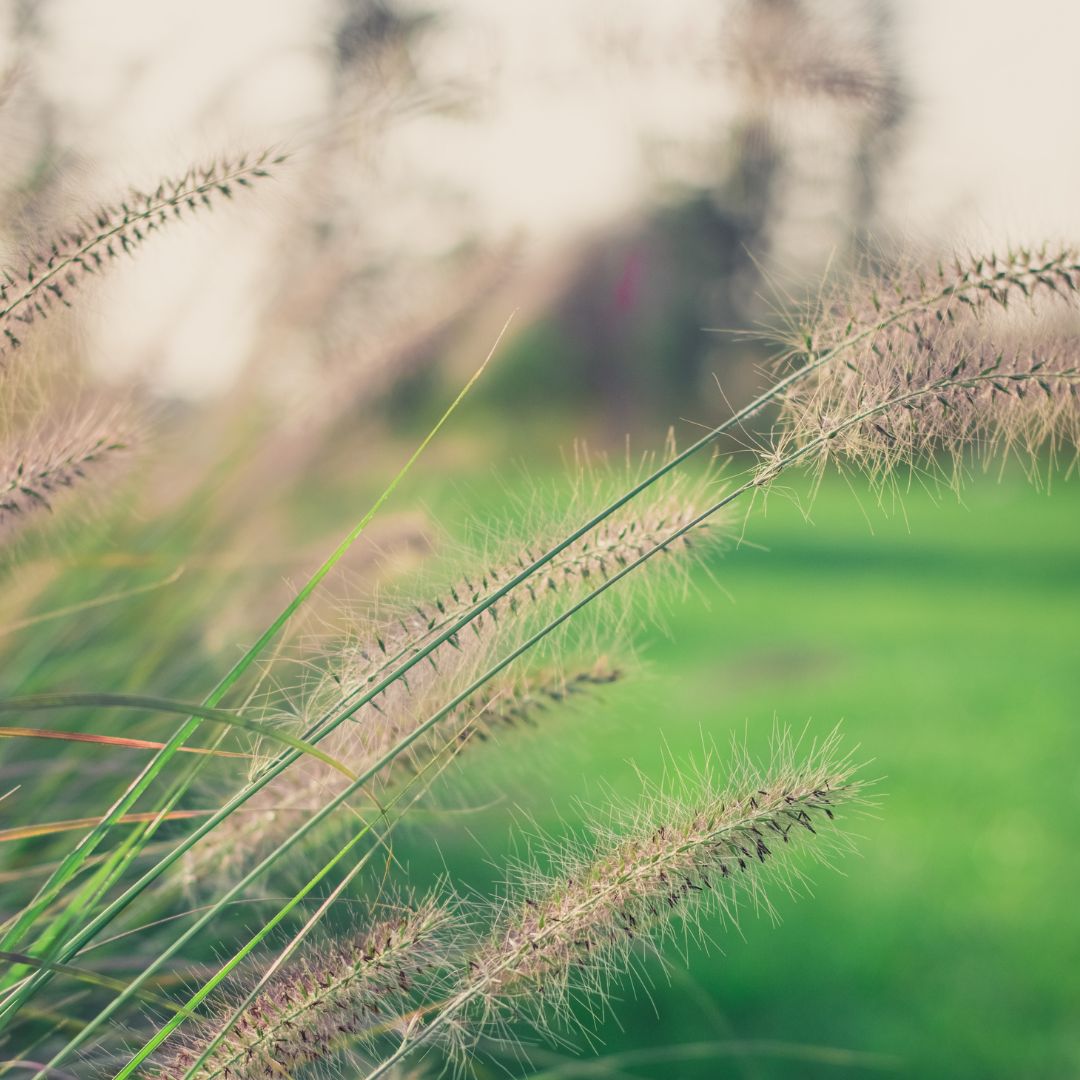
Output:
(151, 898), (458, 1080)
(0, 150), (284, 358)
(362, 731), (870, 1079)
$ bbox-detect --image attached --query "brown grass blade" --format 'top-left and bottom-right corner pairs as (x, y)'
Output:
(0, 810), (211, 844)
(0, 727), (249, 757)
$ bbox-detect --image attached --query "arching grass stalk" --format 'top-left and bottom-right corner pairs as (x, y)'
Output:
(75, 355), (1079, 1080)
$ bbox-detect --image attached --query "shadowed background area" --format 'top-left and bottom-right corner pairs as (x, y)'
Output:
(0, 2), (1077, 1078)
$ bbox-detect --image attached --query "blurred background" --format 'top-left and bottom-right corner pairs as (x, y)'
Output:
(0, 1), (1077, 1077)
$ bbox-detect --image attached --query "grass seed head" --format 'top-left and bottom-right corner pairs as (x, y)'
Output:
(436, 730), (868, 1064)
(150, 898), (458, 1080)
(776, 319), (1080, 486)
(181, 452), (724, 891)
(0, 404), (134, 537)
(0, 150), (283, 359)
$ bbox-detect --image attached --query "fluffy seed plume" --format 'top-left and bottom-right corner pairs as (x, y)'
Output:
(182, 458), (722, 888)
(0, 150), (283, 358)
(325, 461), (723, 721)
(792, 245), (1080, 368)
(395, 658), (625, 778)
(183, 658), (624, 890)
(775, 320), (1080, 485)
(150, 898), (457, 1080)
(0, 408), (132, 535)
(364, 732), (867, 1078)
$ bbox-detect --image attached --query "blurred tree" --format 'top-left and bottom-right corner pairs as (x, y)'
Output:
(535, 0), (906, 435)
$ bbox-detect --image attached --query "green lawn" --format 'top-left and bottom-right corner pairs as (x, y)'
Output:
(392, 465), (1080, 1080)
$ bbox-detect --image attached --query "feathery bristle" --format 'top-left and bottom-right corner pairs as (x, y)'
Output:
(0, 409), (132, 534)
(776, 322), (1080, 483)
(397, 658), (624, 776)
(183, 659), (624, 891)
(150, 899), (457, 1080)
(0, 151), (283, 358)
(364, 732), (867, 1078)
(467, 734), (863, 1033)
(791, 245), (1080, 371)
(326, 468), (723, 720)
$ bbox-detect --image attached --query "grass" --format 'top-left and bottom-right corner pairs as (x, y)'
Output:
(1, 75), (1078, 1072)
(1, 414), (1075, 1078)
(385, 461), (1080, 1080)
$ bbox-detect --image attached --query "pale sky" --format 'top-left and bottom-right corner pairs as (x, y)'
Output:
(2, 0), (1078, 395)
